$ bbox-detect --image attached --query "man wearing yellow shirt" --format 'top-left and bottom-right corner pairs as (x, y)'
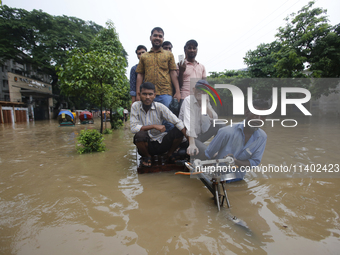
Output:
(136, 27), (181, 108)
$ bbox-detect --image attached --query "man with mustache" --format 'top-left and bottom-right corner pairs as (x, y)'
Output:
(178, 40), (206, 103)
(131, 82), (186, 167)
(204, 99), (269, 181)
(135, 27), (181, 107)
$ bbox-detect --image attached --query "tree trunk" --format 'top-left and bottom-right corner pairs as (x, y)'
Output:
(110, 108), (113, 129)
(100, 93), (103, 134)
(105, 107), (107, 130)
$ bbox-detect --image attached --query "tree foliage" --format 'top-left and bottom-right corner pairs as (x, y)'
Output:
(242, 1), (340, 98)
(209, 69), (248, 79)
(0, 5), (102, 87)
(57, 21), (128, 133)
(244, 41), (282, 78)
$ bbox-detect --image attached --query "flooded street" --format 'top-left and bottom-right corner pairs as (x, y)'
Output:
(0, 118), (339, 254)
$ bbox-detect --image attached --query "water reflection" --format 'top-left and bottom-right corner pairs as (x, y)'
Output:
(0, 118), (339, 254)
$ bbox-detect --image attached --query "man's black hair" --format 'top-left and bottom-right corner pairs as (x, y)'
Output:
(184, 39), (198, 51)
(135, 45), (147, 54)
(151, 27), (164, 36)
(140, 82), (155, 92)
(162, 41), (172, 48)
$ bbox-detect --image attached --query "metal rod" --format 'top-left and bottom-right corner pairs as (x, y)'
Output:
(214, 181), (220, 211)
(222, 182), (230, 208)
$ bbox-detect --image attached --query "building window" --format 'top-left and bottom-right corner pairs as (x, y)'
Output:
(3, 80), (8, 88)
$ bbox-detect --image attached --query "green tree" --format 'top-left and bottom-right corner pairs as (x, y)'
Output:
(58, 49), (126, 133)
(244, 41), (282, 78)
(58, 21), (128, 133)
(244, 1), (340, 98)
(0, 5), (103, 106)
(309, 24), (340, 78)
(90, 21), (130, 129)
(274, 1), (331, 78)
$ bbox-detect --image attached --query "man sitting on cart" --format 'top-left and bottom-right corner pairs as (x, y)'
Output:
(131, 82), (187, 167)
(204, 99), (269, 182)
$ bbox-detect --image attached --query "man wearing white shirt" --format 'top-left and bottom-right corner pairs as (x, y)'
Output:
(179, 80), (222, 158)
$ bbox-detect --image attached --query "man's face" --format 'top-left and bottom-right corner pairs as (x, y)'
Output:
(185, 44), (197, 59)
(136, 48), (146, 60)
(163, 44), (172, 52)
(193, 87), (207, 102)
(245, 108), (267, 131)
(150, 30), (164, 48)
(140, 88), (155, 106)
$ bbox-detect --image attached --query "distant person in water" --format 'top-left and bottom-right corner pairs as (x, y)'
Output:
(123, 107), (129, 122)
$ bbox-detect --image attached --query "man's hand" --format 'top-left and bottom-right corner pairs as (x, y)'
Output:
(178, 61), (186, 74)
(174, 91), (181, 102)
(153, 125), (166, 133)
(187, 144), (199, 156)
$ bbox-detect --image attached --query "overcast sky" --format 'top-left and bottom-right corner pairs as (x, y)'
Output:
(5, 0), (340, 77)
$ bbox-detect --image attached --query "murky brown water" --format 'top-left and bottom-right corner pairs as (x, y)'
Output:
(0, 117), (339, 254)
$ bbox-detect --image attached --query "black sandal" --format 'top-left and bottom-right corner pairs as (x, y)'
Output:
(141, 157), (152, 167)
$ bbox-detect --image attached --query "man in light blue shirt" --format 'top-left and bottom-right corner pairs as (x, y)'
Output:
(205, 100), (268, 181)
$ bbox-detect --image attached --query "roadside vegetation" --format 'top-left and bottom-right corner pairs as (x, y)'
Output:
(76, 129), (106, 154)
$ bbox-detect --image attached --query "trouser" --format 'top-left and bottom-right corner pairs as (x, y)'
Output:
(154, 94), (174, 132)
(133, 128), (183, 156)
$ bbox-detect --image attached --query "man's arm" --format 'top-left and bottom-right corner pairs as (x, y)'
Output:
(140, 124), (166, 133)
(180, 97), (199, 155)
(205, 128), (228, 159)
(245, 135), (267, 167)
(206, 99), (218, 119)
(158, 103), (185, 131)
(130, 103), (142, 133)
(187, 136), (199, 156)
(231, 133), (267, 167)
(130, 66), (137, 103)
(233, 157), (251, 167)
(170, 70), (181, 101)
(135, 56), (145, 102)
(130, 103), (166, 133)
(136, 73), (144, 101)
(177, 61), (186, 89)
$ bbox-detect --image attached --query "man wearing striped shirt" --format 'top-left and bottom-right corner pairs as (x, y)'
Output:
(131, 82), (187, 167)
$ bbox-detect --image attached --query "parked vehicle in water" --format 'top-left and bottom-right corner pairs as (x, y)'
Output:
(58, 110), (75, 126)
(79, 111), (94, 124)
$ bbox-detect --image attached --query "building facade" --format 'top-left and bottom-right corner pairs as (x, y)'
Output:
(0, 59), (54, 122)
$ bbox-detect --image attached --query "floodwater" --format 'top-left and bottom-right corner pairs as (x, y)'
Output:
(0, 117), (339, 255)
